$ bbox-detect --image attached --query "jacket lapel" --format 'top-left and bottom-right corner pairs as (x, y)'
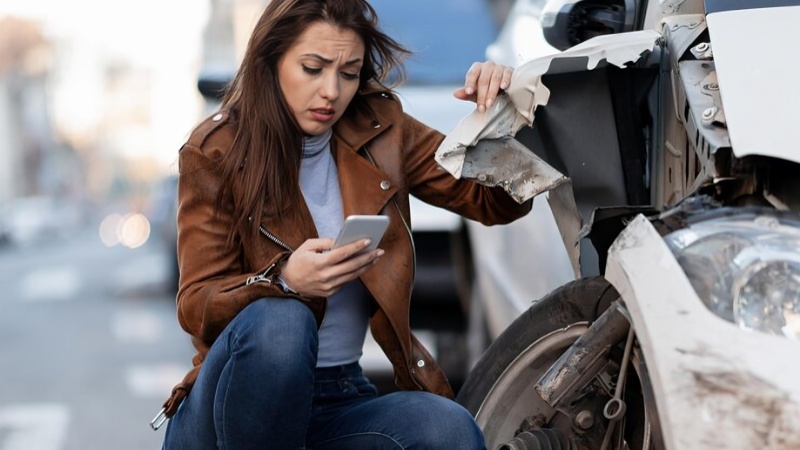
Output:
(332, 94), (399, 217)
(332, 136), (397, 218)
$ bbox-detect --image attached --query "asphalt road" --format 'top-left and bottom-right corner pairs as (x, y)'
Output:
(0, 229), (194, 450)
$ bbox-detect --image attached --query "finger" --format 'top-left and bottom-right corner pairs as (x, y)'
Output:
(452, 86), (477, 102)
(331, 248), (383, 279)
(463, 62), (481, 97)
(301, 238), (335, 253)
(500, 66), (513, 90)
(485, 67), (504, 109)
(475, 62), (495, 112)
(320, 249), (381, 284)
(326, 251), (383, 290)
(326, 238), (372, 264)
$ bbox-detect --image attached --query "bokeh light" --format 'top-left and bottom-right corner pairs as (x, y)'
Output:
(99, 212), (151, 248)
(99, 213), (123, 247)
(119, 213), (151, 249)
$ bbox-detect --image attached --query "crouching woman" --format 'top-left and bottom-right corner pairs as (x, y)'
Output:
(159, 0), (530, 448)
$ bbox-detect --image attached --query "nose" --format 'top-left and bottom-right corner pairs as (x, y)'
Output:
(320, 71), (339, 102)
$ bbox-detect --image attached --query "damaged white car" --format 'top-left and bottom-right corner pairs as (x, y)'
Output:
(446, 0), (800, 449)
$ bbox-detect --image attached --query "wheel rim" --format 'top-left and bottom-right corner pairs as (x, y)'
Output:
(475, 323), (655, 450)
(475, 322), (588, 448)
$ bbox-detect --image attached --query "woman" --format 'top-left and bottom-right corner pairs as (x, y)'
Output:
(159, 0), (531, 448)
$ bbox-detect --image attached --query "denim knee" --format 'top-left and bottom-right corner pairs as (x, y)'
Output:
(402, 393), (485, 450)
(229, 298), (318, 375)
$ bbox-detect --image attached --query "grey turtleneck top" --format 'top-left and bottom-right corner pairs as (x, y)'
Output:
(299, 129), (371, 368)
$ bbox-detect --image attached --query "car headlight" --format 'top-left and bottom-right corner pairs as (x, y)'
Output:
(665, 213), (800, 340)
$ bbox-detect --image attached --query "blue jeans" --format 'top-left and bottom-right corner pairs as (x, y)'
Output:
(162, 298), (485, 449)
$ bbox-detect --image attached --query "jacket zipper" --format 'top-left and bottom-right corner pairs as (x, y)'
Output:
(244, 228), (294, 286)
(363, 146), (424, 389)
(245, 262), (276, 286)
(259, 225), (294, 252)
(253, 224), (327, 330)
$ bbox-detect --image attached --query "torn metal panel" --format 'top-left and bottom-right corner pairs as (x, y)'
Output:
(435, 29), (661, 184)
(606, 216), (800, 449)
(506, 30), (663, 126)
(459, 138), (567, 204)
(548, 183), (582, 278)
(435, 95), (533, 179)
(435, 30), (660, 277)
(455, 137), (582, 277)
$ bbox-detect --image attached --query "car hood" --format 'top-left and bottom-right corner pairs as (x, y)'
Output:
(706, 5), (800, 164)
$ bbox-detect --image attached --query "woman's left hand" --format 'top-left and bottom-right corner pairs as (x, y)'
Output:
(453, 61), (513, 113)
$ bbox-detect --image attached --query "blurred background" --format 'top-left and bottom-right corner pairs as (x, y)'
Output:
(0, 0), (534, 448)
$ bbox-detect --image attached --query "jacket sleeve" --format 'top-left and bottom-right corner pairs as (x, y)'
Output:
(401, 112), (532, 225)
(175, 144), (293, 343)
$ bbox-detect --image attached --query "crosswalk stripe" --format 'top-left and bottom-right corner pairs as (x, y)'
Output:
(111, 309), (165, 344)
(126, 365), (188, 399)
(0, 404), (69, 450)
(20, 267), (80, 302)
(111, 253), (169, 292)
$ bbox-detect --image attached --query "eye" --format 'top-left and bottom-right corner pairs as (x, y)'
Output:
(341, 72), (359, 81)
(302, 65), (321, 75)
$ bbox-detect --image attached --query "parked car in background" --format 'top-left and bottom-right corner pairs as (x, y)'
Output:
(485, 0), (560, 67)
(0, 202), (11, 247)
(0, 196), (83, 247)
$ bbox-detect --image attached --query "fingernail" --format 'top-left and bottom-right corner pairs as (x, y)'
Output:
(487, 98), (494, 108)
(479, 104), (485, 113)
(500, 82), (508, 89)
(364, 239), (372, 246)
(465, 87), (474, 95)
(377, 249), (385, 257)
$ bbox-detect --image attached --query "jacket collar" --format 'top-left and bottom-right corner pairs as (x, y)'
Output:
(332, 86), (396, 152)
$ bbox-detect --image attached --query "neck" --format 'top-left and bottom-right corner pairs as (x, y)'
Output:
(302, 128), (333, 158)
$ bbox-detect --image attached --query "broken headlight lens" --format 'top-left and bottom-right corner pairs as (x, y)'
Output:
(665, 214), (800, 340)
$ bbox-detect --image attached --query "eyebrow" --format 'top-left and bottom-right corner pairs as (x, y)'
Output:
(302, 54), (362, 65)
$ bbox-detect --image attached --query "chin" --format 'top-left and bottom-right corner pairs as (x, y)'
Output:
(302, 123), (334, 136)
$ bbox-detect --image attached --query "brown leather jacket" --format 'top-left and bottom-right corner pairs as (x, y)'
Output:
(161, 88), (531, 417)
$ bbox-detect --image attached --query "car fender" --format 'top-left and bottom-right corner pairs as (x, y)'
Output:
(605, 214), (800, 450)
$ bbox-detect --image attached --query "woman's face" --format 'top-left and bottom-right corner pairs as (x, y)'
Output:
(278, 22), (365, 136)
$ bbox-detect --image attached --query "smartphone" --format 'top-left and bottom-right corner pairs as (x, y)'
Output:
(332, 215), (390, 253)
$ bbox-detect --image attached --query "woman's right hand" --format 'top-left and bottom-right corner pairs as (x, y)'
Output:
(279, 238), (384, 298)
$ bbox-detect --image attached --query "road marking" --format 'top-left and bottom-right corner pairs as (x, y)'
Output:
(112, 253), (169, 292)
(0, 404), (69, 450)
(111, 309), (164, 344)
(20, 267), (80, 302)
(126, 365), (188, 398)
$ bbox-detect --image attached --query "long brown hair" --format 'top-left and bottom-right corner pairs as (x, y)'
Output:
(217, 0), (409, 243)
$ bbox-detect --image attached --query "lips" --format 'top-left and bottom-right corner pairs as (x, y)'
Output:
(310, 107), (335, 122)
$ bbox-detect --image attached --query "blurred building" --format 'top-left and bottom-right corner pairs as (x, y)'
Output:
(0, 16), (84, 203)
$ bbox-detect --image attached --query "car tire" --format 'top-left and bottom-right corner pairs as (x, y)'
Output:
(456, 277), (617, 416)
